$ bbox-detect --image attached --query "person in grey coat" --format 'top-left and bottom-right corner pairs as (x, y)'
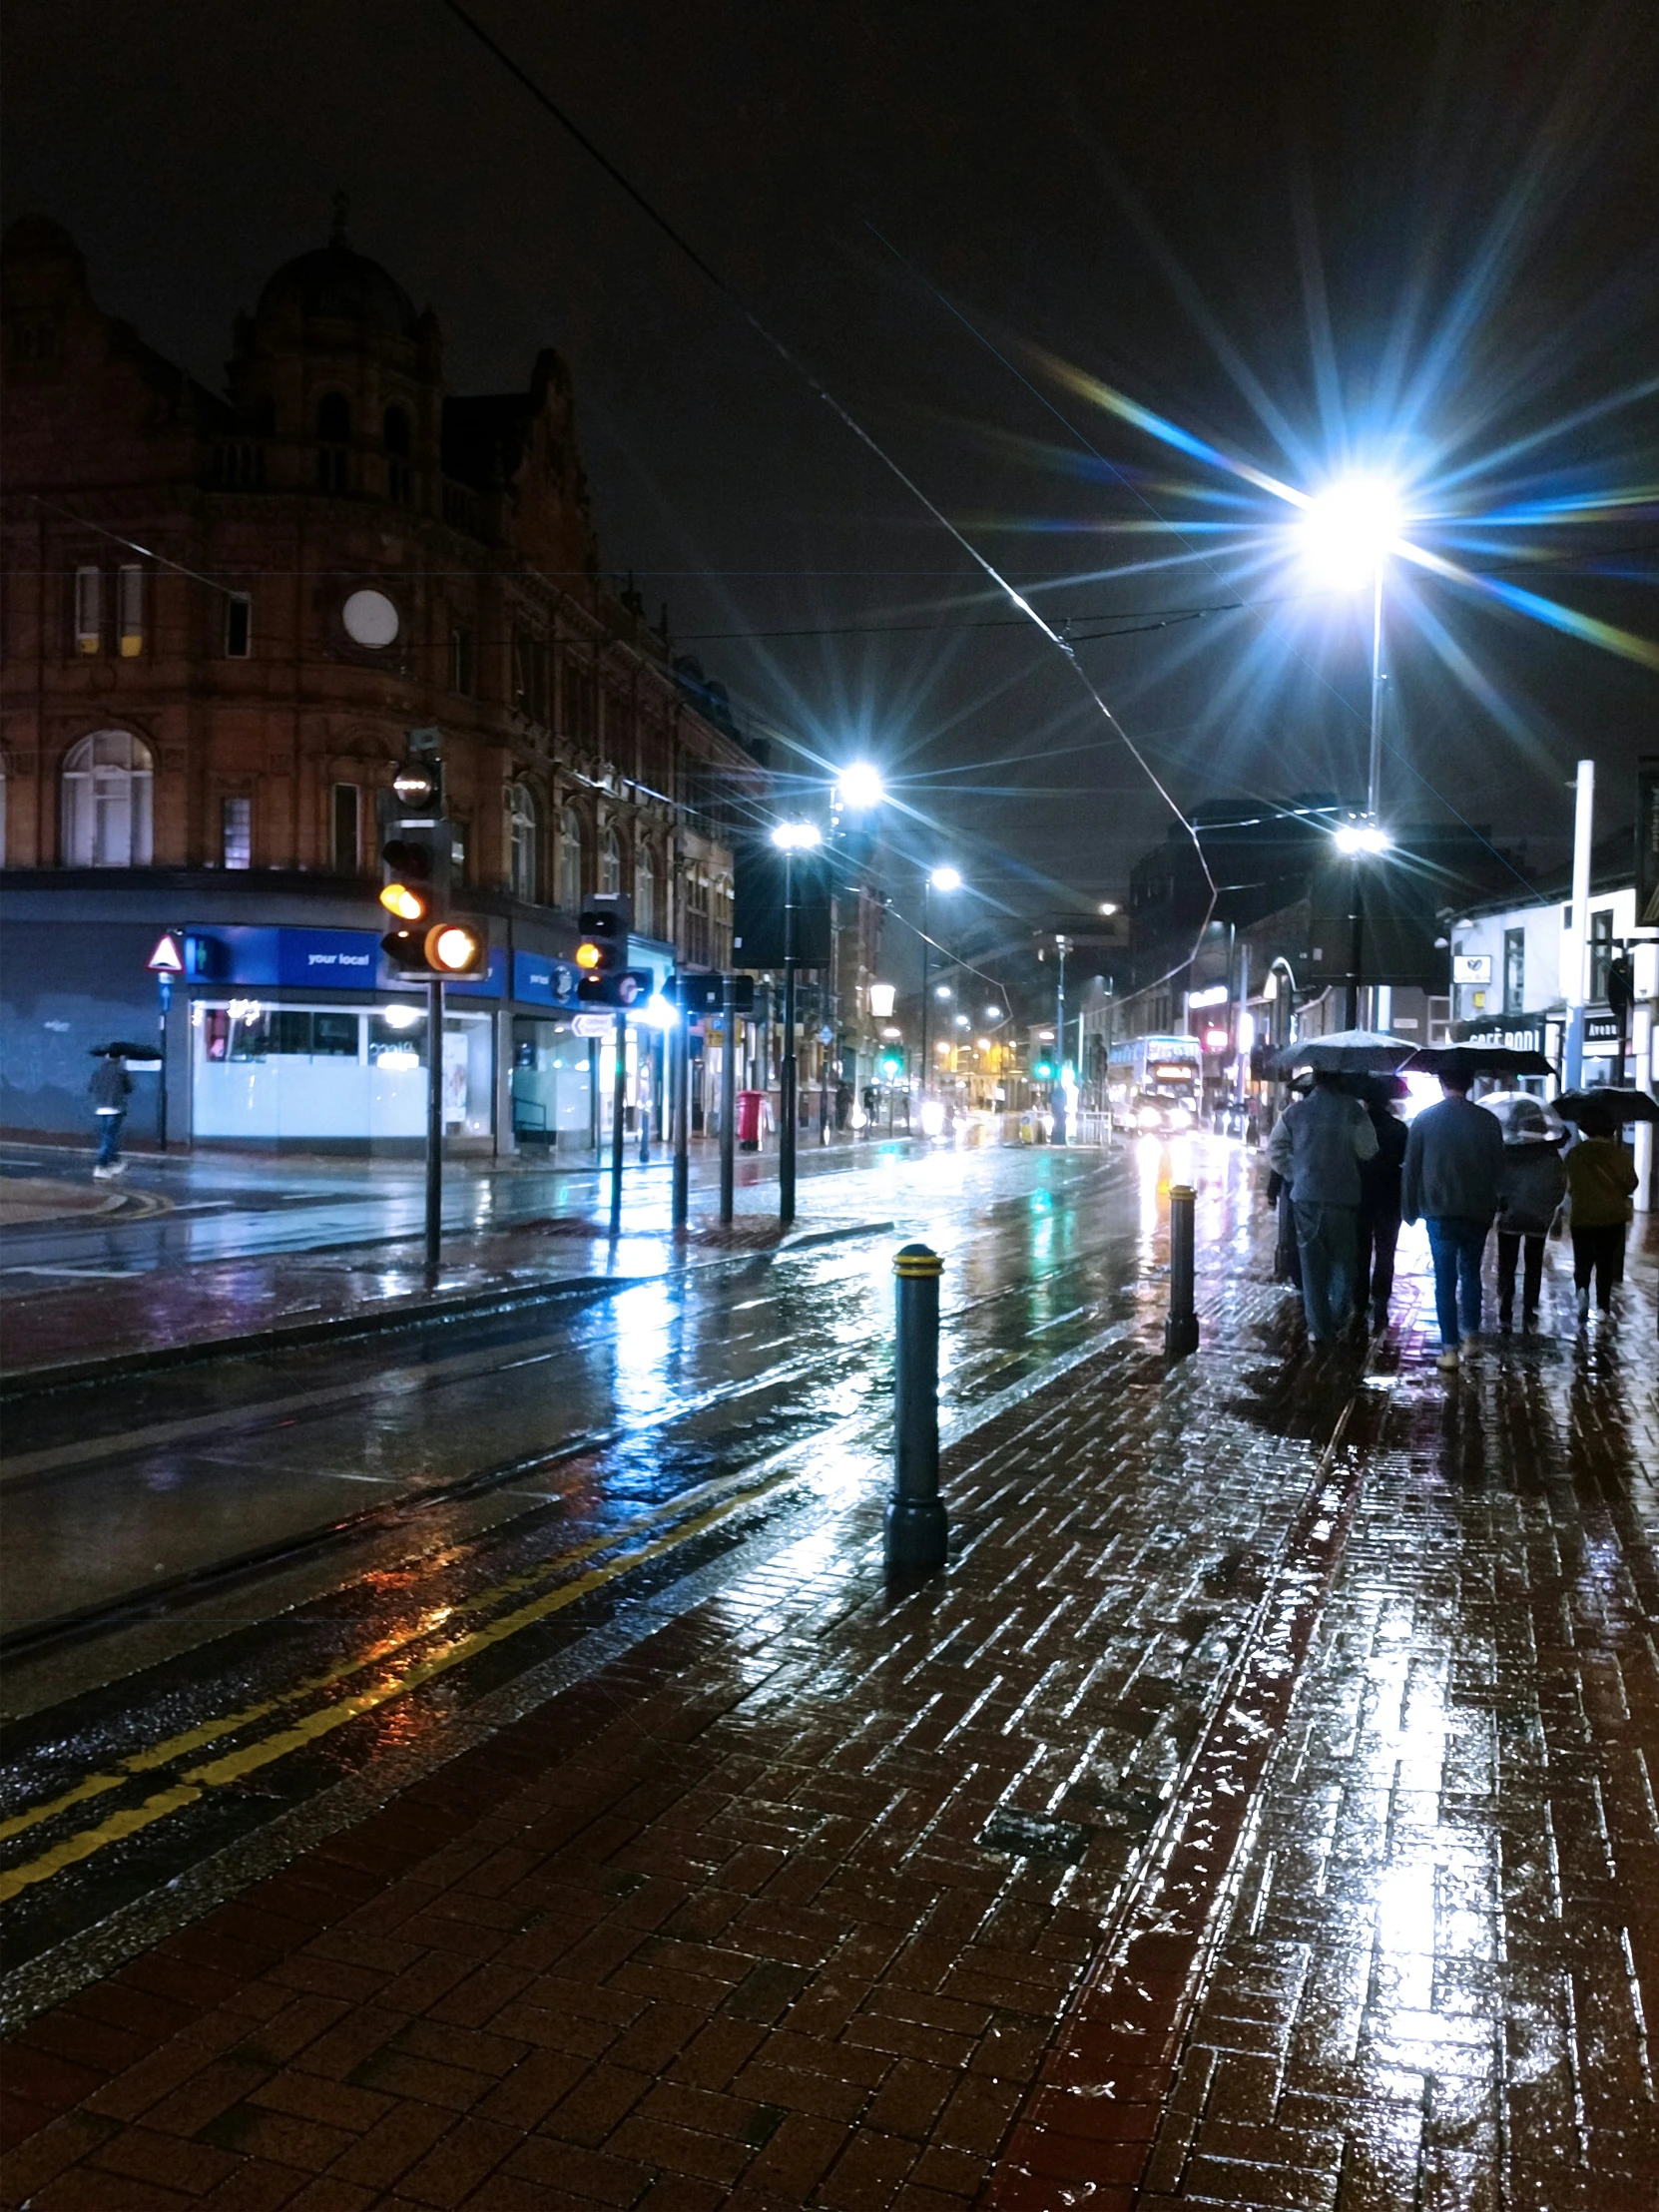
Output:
(1401, 1070), (1506, 1369)
(1494, 1102), (1566, 1332)
(1267, 1071), (1379, 1347)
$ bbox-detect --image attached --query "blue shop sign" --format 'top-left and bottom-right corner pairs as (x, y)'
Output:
(513, 950), (580, 1007)
(278, 929), (379, 987)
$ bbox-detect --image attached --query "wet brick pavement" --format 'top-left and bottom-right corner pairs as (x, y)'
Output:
(2, 1208), (1656, 2211)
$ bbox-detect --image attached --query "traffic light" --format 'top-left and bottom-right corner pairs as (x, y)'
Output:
(879, 1052), (903, 1081)
(376, 737), (485, 977)
(578, 967), (655, 1008)
(575, 894), (632, 978)
(665, 973), (755, 1014)
(1033, 1059), (1054, 1081)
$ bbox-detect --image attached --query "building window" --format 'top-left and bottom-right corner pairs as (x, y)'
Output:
(507, 784), (538, 901)
(1503, 927), (1525, 1015)
(557, 807), (583, 911)
(383, 404), (413, 504)
(118, 564), (145, 658)
(512, 626), (551, 725)
(74, 565), (102, 655)
(61, 730), (154, 867)
(685, 868), (711, 965)
(222, 795), (252, 869)
(1589, 908), (1615, 1003)
(714, 873), (734, 968)
(635, 842), (656, 938)
(315, 392), (350, 492)
(449, 624), (474, 696)
(225, 594), (252, 658)
(332, 784), (360, 874)
(600, 826), (623, 896)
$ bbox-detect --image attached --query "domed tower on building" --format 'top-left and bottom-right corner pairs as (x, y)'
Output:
(227, 198), (443, 506)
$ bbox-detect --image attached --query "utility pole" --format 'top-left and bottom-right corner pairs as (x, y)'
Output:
(780, 846), (800, 1226)
(609, 1007), (627, 1238)
(1563, 758), (1594, 1091)
(672, 996), (690, 1234)
(1053, 934), (1069, 1144)
(426, 977), (443, 1278)
(719, 971), (737, 1226)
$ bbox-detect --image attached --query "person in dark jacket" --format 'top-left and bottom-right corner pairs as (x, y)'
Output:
(1356, 1081), (1407, 1333)
(1564, 1110), (1639, 1321)
(1401, 1069), (1506, 1370)
(89, 1050), (133, 1177)
(1494, 1101), (1566, 1332)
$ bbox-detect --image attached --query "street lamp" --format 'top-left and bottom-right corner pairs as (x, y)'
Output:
(772, 820), (822, 1224)
(1301, 474), (1403, 1027)
(835, 762), (885, 812)
(919, 865), (963, 1095)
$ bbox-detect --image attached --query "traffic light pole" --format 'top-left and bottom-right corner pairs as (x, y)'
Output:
(780, 854), (799, 1228)
(425, 977), (443, 1280)
(720, 972), (737, 1227)
(609, 1008), (627, 1239)
(672, 1002), (690, 1235)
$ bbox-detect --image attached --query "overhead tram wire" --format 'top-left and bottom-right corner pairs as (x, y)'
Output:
(434, 0), (1217, 931)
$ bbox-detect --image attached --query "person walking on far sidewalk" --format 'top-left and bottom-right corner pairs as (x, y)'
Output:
(1494, 1101), (1566, 1333)
(89, 1050), (132, 1179)
(1564, 1109), (1638, 1323)
(1267, 1070), (1378, 1349)
(1402, 1069), (1505, 1372)
(1357, 1080), (1407, 1333)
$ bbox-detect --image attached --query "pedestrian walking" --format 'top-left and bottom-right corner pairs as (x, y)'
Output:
(89, 1049), (133, 1178)
(1266, 1070), (1379, 1348)
(1356, 1080), (1407, 1332)
(1494, 1101), (1566, 1333)
(1401, 1068), (1506, 1371)
(1563, 1110), (1638, 1323)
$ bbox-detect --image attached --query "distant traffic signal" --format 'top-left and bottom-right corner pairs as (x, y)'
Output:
(575, 894), (633, 981)
(382, 920), (487, 977)
(578, 967), (654, 1008)
(1032, 1059), (1054, 1080)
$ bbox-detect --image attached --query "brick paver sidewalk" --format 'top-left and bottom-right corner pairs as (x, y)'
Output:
(4, 1217), (1657, 2210)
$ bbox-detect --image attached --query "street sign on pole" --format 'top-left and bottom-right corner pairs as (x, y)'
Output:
(147, 933), (184, 973)
(572, 1011), (616, 1039)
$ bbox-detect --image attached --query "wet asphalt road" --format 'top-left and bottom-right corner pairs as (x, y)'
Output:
(0, 1138), (1235, 2009)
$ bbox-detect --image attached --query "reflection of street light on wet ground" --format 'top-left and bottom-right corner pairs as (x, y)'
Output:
(772, 820), (822, 1225)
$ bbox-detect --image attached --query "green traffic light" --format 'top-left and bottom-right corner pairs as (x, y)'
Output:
(1033, 1060), (1053, 1080)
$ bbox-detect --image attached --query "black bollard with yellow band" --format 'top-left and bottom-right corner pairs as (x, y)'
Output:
(886, 1242), (947, 1576)
(1165, 1183), (1200, 1359)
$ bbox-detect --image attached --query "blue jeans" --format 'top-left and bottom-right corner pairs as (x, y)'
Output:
(95, 1111), (125, 1167)
(1293, 1201), (1357, 1342)
(1426, 1217), (1488, 1347)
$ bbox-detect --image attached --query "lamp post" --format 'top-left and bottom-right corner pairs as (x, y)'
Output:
(772, 820), (822, 1226)
(1053, 933), (1070, 1143)
(1301, 477), (1401, 1028)
(918, 865), (961, 1098)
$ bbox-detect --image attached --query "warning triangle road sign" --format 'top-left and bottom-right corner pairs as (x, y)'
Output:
(147, 932), (185, 973)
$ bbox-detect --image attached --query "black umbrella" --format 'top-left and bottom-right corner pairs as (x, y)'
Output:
(1266, 1028), (1413, 1076)
(1406, 1045), (1555, 1079)
(1555, 1087), (1659, 1126)
(90, 1041), (161, 1060)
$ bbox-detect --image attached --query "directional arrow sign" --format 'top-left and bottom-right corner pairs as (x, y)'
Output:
(147, 932), (185, 973)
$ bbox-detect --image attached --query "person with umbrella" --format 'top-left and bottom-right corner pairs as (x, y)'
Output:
(1562, 1100), (1638, 1325)
(88, 1046), (133, 1178)
(1491, 1098), (1566, 1334)
(1266, 1068), (1379, 1349)
(1401, 1062), (1506, 1372)
(1356, 1077), (1408, 1334)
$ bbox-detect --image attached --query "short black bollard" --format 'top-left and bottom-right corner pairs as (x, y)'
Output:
(886, 1243), (947, 1577)
(1165, 1183), (1200, 1360)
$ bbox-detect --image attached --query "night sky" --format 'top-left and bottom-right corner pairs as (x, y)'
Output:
(7, 0), (1657, 933)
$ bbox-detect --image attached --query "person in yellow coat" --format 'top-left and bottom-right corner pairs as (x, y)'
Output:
(1563, 1108), (1638, 1324)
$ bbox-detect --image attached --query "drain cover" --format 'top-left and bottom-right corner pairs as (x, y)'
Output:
(979, 1808), (1094, 1863)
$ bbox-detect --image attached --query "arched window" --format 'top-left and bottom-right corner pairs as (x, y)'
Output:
(600, 826), (623, 897)
(557, 807), (583, 912)
(61, 730), (154, 867)
(383, 405), (413, 504)
(634, 842), (656, 938)
(316, 392), (350, 492)
(506, 784), (538, 902)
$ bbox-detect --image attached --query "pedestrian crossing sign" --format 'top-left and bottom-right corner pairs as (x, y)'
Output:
(147, 933), (185, 973)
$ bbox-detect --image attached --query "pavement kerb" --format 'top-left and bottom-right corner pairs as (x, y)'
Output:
(0, 1216), (895, 1403)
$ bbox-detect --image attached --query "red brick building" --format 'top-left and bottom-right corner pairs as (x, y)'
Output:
(0, 212), (766, 1149)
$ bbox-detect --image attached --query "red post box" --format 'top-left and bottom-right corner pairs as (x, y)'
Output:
(736, 1089), (768, 1150)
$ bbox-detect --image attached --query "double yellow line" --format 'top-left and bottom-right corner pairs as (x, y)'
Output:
(0, 1462), (800, 1905)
